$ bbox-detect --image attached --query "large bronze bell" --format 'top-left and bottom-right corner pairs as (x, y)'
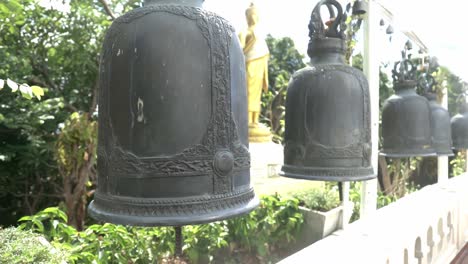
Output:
(418, 74), (453, 156)
(451, 99), (468, 150)
(380, 58), (435, 157)
(281, 0), (374, 182)
(88, 0), (259, 226)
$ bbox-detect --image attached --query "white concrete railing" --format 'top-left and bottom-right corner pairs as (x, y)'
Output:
(280, 174), (468, 264)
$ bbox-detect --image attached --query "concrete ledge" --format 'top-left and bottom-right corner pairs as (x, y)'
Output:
(279, 175), (468, 264)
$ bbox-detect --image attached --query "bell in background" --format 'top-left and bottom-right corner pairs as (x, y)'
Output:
(88, 0), (259, 226)
(451, 97), (468, 150)
(380, 53), (435, 157)
(418, 73), (453, 156)
(281, 0), (374, 182)
(351, 0), (368, 16)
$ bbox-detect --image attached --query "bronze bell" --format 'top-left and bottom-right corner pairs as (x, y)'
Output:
(386, 25), (394, 34)
(380, 58), (436, 157)
(451, 99), (468, 150)
(418, 74), (453, 156)
(88, 0), (259, 226)
(281, 0), (374, 182)
(352, 0), (368, 15)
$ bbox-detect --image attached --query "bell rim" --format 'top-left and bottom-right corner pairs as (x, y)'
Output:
(379, 149), (436, 158)
(452, 145), (468, 151)
(279, 165), (375, 182)
(88, 189), (259, 226)
(434, 151), (455, 157)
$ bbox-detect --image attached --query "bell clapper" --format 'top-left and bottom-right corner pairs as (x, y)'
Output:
(338, 182), (343, 202)
(175, 226), (183, 258)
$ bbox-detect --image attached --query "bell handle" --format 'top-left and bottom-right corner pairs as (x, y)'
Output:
(417, 73), (435, 93)
(309, 0), (344, 39)
(325, 2), (336, 19)
(392, 59), (415, 82)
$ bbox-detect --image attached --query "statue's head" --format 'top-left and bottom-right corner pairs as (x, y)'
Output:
(245, 3), (259, 27)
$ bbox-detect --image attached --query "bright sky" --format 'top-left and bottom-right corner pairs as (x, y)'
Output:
(39, 0), (468, 81)
(205, 0), (468, 82)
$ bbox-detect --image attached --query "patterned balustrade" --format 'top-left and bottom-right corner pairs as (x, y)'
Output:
(280, 175), (468, 264)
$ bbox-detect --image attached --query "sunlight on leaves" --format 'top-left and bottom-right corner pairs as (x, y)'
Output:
(31, 85), (45, 100)
(7, 79), (18, 92)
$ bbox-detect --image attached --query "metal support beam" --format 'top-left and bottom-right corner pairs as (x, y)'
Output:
(339, 181), (350, 229)
(438, 83), (449, 183)
(361, 0), (379, 219)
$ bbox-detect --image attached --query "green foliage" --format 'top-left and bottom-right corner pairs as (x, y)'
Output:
(0, 90), (65, 225)
(292, 188), (340, 212)
(438, 66), (466, 116)
(183, 223), (229, 263)
(18, 195), (304, 263)
(56, 112), (97, 176)
(344, 1), (365, 63)
(348, 181), (419, 222)
(226, 194), (303, 258)
(0, 0), (114, 226)
(0, 226), (68, 264)
(19, 207), (175, 263)
(55, 112), (97, 230)
(450, 151), (466, 177)
(262, 36), (305, 142)
(0, 78), (44, 100)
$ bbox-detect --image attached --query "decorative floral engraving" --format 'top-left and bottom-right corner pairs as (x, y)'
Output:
(288, 64), (371, 167)
(97, 5), (250, 194)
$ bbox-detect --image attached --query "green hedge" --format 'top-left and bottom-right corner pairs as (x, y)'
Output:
(0, 227), (68, 264)
(17, 194), (303, 264)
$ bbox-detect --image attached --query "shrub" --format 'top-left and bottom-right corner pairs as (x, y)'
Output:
(292, 188), (340, 212)
(0, 227), (67, 264)
(225, 194), (304, 259)
(19, 207), (176, 263)
(18, 195), (304, 264)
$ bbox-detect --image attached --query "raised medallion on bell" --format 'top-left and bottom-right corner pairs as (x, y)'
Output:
(380, 57), (435, 157)
(88, 0), (259, 226)
(418, 73), (453, 156)
(281, 0), (374, 182)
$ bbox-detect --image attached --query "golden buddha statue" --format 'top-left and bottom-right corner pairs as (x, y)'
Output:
(238, 2), (271, 143)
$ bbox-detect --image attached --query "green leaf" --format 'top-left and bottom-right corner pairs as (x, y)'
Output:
(19, 84), (33, 99)
(7, 79), (18, 92)
(31, 85), (45, 100)
(32, 219), (45, 233)
(47, 48), (57, 57)
(18, 215), (32, 222)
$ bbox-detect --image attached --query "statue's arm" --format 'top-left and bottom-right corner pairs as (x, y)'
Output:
(238, 31), (246, 49)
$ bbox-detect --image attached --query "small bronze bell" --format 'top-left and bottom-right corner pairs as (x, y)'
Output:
(386, 25), (394, 34)
(88, 0), (258, 226)
(281, 0), (374, 182)
(451, 98), (468, 150)
(352, 0), (368, 16)
(418, 74), (453, 156)
(380, 57), (435, 157)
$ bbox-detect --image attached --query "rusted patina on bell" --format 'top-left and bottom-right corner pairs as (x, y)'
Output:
(281, 0), (374, 182)
(88, 0), (258, 226)
(418, 73), (453, 156)
(451, 100), (468, 150)
(380, 58), (435, 157)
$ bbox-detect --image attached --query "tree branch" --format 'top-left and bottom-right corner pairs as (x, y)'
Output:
(89, 75), (99, 114)
(29, 57), (57, 90)
(98, 0), (116, 20)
